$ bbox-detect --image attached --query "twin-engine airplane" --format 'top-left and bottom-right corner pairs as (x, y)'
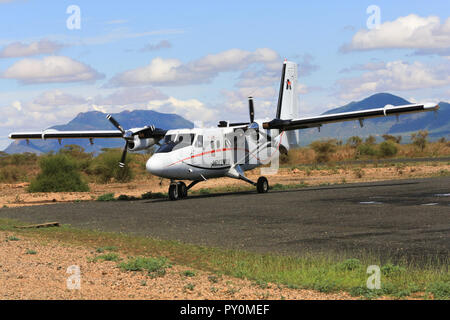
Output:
(9, 60), (439, 200)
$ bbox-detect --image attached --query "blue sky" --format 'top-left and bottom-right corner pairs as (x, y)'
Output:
(1, 0), (449, 149)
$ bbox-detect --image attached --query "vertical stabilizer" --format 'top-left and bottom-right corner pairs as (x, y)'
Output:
(276, 60), (300, 146)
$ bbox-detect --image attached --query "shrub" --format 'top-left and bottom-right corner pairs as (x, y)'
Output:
(411, 130), (428, 151)
(365, 135), (377, 145)
(378, 141), (398, 157)
(88, 149), (133, 183)
(118, 256), (171, 278)
(357, 143), (377, 156)
(346, 136), (363, 148)
(93, 253), (120, 262)
(427, 282), (450, 300)
(28, 154), (89, 193)
(97, 193), (115, 201)
(59, 145), (93, 170)
(338, 258), (362, 271)
(0, 166), (22, 183)
(310, 140), (337, 163)
(381, 263), (406, 277)
(382, 134), (402, 144)
(182, 270), (196, 277)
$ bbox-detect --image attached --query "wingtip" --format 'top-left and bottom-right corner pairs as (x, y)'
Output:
(424, 102), (439, 110)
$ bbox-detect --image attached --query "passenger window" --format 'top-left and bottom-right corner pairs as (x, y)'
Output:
(216, 140), (221, 148)
(210, 141), (215, 150)
(195, 135), (203, 148)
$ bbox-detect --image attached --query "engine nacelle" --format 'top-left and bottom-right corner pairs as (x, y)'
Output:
(128, 136), (158, 151)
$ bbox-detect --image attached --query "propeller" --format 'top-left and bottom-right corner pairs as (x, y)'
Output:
(248, 96), (255, 123)
(106, 114), (132, 168)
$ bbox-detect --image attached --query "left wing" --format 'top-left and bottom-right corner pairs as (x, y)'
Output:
(9, 130), (123, 140)
(263, 103), (439, 131)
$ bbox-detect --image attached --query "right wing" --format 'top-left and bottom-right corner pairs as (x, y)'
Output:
(262, 103), (439, 131)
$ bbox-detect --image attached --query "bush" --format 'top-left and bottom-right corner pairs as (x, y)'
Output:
(28, 154), (89, 193)
(357, 143), (377, 156)
(88, 149), (133, 183)
(365, 135), (377, 145)
(118, 256), (171, 278)
(411, 130), (428, 151)
(382, 134), (402, 144)
(381, 263), (406, 277)
(310, 140), (337, 163)
(59, 145), (93, 170)
(338, 258), (362, 271)
(97, 193), (115, 201)
(378, 141), (398, 157)
(346, 136), (363, 148)
(0, 166), (22, 183)
(427, 282), (450, 300)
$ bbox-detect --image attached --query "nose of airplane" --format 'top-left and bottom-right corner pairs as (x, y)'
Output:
(146, 154), (166, 176)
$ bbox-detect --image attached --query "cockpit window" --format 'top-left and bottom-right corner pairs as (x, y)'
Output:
(164, 134), (174, 144)
(156, 133), (195, 154)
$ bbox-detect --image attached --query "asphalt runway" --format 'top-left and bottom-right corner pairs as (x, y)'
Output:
(1, 177), (449, 262)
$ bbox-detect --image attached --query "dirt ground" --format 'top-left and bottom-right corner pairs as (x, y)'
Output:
(0, 231), (355, 300)
(1, 162), (448, 208)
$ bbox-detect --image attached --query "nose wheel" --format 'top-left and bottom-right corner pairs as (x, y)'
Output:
(168, 181), (200, 201)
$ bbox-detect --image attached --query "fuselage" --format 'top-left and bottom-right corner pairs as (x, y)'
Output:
(146, 121), (285, 181)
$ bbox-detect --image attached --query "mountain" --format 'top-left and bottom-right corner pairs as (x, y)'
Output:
(299, 93), (449, 145)
(3, 93), (449, 154)
(4, 110), (193, 154)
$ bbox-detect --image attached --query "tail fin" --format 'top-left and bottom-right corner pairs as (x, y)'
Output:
(276, 60), (300, 146)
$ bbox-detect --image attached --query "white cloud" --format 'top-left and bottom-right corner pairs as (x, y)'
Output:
(341, 14), (450, 53)
(2, 56), (104, 84)
(109, 48), (280, 87)
(147, 97), (217, 122)
(336, 60), (450, 100)
(33, 90), (87, 106)
(0, 40), (65, 58)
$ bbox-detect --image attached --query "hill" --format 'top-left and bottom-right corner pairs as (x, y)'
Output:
(4, 110), (193, 154)
(299, 93), (448, 145)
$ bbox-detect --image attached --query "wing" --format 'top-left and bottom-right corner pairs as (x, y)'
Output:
(262, 103), (439, 131)
(9, 130), (123, 140)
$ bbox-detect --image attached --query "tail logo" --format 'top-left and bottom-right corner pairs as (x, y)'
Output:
(286, 79), (292, 90)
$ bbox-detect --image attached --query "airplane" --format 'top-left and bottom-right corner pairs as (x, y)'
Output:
(9, 60), (439, 200)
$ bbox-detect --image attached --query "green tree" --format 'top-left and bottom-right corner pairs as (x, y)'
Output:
(365, 135), (377, 145)
(346, 136), (362, 148)
(382, 134), (402, 144)
(411, 130), (428, 151)
(28, 154), (89, 192)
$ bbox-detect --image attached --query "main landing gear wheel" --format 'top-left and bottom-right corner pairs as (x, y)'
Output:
(169, 182), (188, 201)
(257, 177), (269, 193)
(177, 182), (188, 199)
(168, 184), (179, 201)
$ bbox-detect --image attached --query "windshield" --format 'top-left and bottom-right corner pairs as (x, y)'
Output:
(156, 133), (195, 153)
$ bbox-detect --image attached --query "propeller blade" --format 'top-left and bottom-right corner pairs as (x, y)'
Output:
(106, 114), (125, 135)
(248, 97), (255, 123)
(119, 141), (128, 168)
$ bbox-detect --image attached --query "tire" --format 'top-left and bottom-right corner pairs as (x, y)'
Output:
(168, 184), (179, 201)
(257, 177), (269, 193)
(177, 182), (188, 199)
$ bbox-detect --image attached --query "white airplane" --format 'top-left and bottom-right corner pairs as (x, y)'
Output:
(9, 60), (439, 200)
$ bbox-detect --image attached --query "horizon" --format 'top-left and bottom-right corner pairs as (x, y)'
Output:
(1, 1), (450, 149)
